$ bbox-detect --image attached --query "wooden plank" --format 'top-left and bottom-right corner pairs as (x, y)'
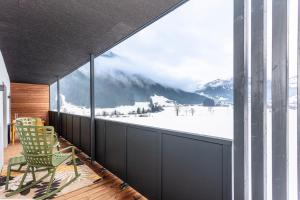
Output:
(251, 0), (267, 199)
(234, 0), (249, 199)
(272, 0), (288, 199)
(11, 83), (49, 124)
(3, 141), (145, 200)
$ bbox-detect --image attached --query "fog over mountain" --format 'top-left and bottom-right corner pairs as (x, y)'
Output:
(54, 69), (214, 109)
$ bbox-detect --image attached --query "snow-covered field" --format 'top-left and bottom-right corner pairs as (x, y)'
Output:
(98, 105), (233, 140)
(60, 95), (297, 199)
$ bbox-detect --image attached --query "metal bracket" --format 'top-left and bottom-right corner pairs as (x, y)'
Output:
(120, 182), (128, 190)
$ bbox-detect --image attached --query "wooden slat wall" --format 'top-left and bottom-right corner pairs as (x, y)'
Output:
(11, 83), (49, 124)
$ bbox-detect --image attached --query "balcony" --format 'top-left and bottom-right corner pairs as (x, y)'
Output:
(0, 0), (297, 200)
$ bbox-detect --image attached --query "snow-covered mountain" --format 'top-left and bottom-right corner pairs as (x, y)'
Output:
(52, 69), (215, 109)
(197, 77), (297, 107)
(195, 79), (233, 105)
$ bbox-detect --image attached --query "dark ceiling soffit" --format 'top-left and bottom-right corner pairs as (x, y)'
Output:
(51, 0), (189, 85)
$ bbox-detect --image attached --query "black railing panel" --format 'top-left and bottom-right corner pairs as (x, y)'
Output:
(105, 121), (127, 180)
(80, 116), (91, 156)
(66, 115), (73, 143)
(49, 111), (232, 200)
(53, 112), (58, 133)
(48, 111), (53, 126)
(162, 133), (223, 200)
(72, 115), (81, 148)
(127, 127), (161, 200)
(95, 119), (106, 165)
(61, 113), (67, 139)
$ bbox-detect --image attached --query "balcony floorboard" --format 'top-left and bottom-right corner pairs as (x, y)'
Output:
(3, 139), (146, 200)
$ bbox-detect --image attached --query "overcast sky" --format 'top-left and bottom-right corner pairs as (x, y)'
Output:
(77, 0), (297, 92)
(92, 0), (233, 91)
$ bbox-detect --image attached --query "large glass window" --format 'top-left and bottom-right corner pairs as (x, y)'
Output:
(50, 62), (90, 116)
(94, 0), (233, 139)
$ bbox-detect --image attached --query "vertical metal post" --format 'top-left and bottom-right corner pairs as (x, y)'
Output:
(297, 0), (300, 197)
(272, 0), (288, 199)
(251, 0), (267, 199)
(234, 0), (249, 199)
(57, 77), (61, 135)
(90, 54), (95, 162)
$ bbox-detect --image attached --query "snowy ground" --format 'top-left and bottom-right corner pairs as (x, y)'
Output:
(98, 105), (233, 140)
(60, 96), (297, 199)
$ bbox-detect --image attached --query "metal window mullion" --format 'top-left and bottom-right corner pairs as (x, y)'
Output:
(234, 0), (249, 199)
(90, 54), (95, 162)
(272, 0), (289, 199)
(251, 0), (267, 199)
(297, 0), (300, 197)
(57, 77), (61, 135)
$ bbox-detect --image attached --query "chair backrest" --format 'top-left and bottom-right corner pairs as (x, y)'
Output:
(16, 117), (38, 126)
(16, 125), (56, 167)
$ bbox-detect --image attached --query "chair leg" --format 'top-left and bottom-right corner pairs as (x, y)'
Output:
(6, 167), (52, 198)
(31, 166), (36, 182)
(17, 163), (26, 171)
(72, 149), (79, 177)
(17, 165), (29, 190)
(46, 168), (56, 194)
(5, 165), (11, 190)
(36, 174), (80, 200)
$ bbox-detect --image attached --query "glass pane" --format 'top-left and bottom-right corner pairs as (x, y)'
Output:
(59, 62), (90, 116)
(94, 0), (233, 139)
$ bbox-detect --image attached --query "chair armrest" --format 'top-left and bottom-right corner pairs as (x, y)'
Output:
(57, 146), (76, 153)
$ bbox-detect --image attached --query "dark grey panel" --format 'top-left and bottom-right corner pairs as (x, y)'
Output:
(272, 0), (288, 199)
(105, 122), (127, 180)
(233, 0), (248, 199)
(0, 0), (186, 84)
(50, 111), (58, 133)
(53, 112), (58, 133)
(127, 127), (161, 200)
(61, 113), (67, 139)
(162, 134), (223, 200)
(72, 116), (81, 148)
(80, 117), (91, 156)
(51, 112), (55, 127)
(222, 145), (232, 200)
(95, 119), (106, 165)
(66, 115), (73, 143)
(48, 111), (52, 126)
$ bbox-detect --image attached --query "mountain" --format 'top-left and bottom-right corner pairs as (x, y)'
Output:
(197, 77), (297, 107)
(195, 79), (233, 104)
(55, 70), (214, 108)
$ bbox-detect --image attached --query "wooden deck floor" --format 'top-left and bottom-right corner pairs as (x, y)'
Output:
(3, 140), (146, 200)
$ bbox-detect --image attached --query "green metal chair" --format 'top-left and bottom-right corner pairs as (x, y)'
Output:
(16, 118), (60, 149)
(5, 117), (38, 190)
(5, 118), (60, 191)
(6, 125), (80, 200)
(15, 117), (38, 126)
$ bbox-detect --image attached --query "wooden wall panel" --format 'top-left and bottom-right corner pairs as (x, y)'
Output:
(11, 83), (49, 124)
